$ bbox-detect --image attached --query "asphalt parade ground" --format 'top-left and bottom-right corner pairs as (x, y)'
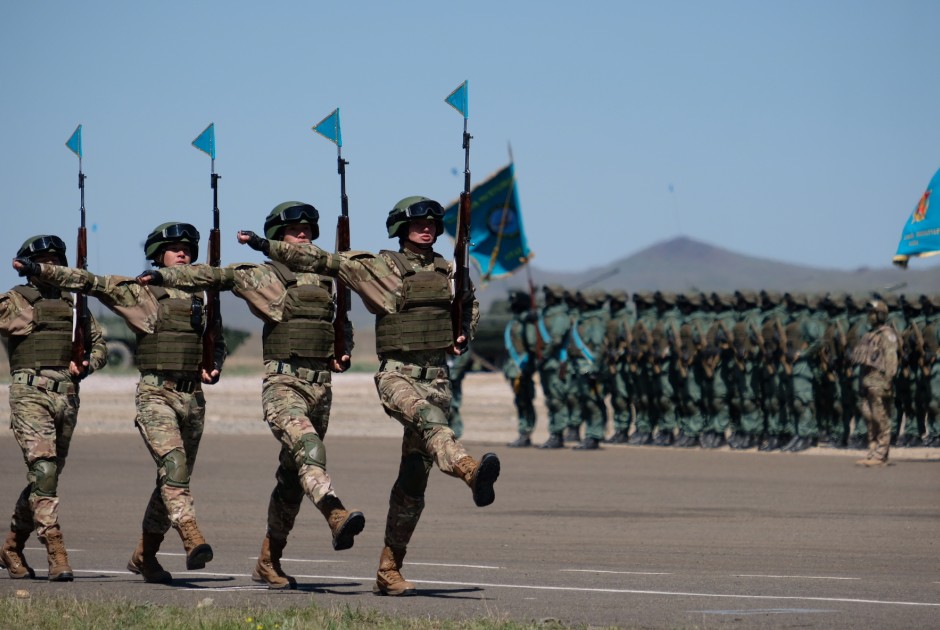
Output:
(1, 430), (938, 629)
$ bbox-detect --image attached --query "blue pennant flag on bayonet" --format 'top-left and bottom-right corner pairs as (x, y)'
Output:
(312, 108), (342, 147)
(192, 123), (216, 159)
(443, 162), (532, 281)
(445, 81), (469, 119)
(65, 125), (83, 158)
(894, 167), (940, 268)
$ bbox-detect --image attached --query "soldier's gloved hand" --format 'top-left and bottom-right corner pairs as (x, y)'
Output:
(136, 269), (163, 286)
(13, 258), (39, 277)
(238, 230), (270, 254)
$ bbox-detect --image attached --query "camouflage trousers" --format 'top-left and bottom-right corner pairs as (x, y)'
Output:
(261, 371), (335, 540)
(859, 371), (892, 462)
(8, 380), (78, 537)
(608, 366), (633, 434)
(374, 369), (469, 551)
(135, 378), (205, 534)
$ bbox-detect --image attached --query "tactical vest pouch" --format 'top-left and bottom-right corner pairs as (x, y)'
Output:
(375, 251), (453, 353)
(262, 265), (335, 360)
(135, 289), (203, 372)
(7, 286), (73, 370)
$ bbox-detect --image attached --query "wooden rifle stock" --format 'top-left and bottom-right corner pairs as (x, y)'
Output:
(200, 172), (222, 375)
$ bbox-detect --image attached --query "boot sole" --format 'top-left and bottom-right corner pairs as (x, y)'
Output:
(48, 571), (74, 582)
(251, 572), (297, 590)
(0, 560), (35, 580)
(472, 453), (500, 507)
(127, 560), (173, 584)
(186, 543), (213, 570)
(332, 512), (365, 551)
(372, 581), (416, 596)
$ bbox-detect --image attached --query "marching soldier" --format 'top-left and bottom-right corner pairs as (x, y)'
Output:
(138, 202), (364, 589)
(852, 300), (900, 466)
(536, 284), (573, 448)
(240, 195), (499, 596)
(2, 235), (107, 582)
(567, 289), (610, 450)
(17, 223), (226, 583)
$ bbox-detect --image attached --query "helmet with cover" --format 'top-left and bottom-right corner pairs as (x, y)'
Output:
(867, 299), (889, 324)
(145, 222), (200, 266)
(386, 196), (445, 239)
(17, 235), (68, 266)
(264, 201), (320, 240)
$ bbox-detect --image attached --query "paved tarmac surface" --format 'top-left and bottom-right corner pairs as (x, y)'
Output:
(1, 433), (938, 628)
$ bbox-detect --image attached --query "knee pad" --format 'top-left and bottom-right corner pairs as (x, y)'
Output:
(29, 459), (58, 497)
(293, 433), (327, 469)
(396, 453), (431, 499)
(160, 448), (190, 488)
(415, 404), (448, 433)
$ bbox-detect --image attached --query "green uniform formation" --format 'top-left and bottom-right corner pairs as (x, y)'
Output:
(501, 288), (938, 453)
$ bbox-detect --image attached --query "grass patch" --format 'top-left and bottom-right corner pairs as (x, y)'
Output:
(0, 593), (584, 630)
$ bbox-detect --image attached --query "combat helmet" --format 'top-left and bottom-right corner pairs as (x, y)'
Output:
(734, 289), (758, 308)
(608, 289), (629, 306)
(581, 288), (607, 309)
(508, 289), (530, 312)
(386, 196), (445, 239)
(17, 234), (67, 266)
(264, 201), (319, 240)
(144, 222), (200, 266)
(867, 299), (889, 324)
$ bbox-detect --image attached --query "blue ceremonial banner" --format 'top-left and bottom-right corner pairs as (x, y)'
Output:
(443, 163), (532, 280)
(65, 124), (82, 158)
(445, 80), (469, 118)
(312, 108), (342, 147)
(894, 167), (940, 268)
(192, 123), (216, 159)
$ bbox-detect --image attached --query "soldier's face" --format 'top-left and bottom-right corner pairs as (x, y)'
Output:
(161, 243), (192, 267)
(33, 252), (61, 266)
(282, 223), (312, 244)
(407, 219), (437, 246)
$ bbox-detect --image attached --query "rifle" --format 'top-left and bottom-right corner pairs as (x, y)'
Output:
(446, 81), (472, 351)
(192, 123), (221, 377)
(66, 125), (91, 375)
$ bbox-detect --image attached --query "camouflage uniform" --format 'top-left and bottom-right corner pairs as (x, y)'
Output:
(817, 294), (847, 447)
(261, 236), (499, 595)
(896, 297), (926, 446)
(0, 282), (106, 578)
(628, 293), (656, 444)
(32, 263), (225, 560)
(566, 290), (609, 449)
(703, 293), (736, 447)
(604, 291), (634, 443)
(852, 305), (900, 464)
(757, 291), (788, 450)
(650, 292), (680, 445)
(154, 259), (364, 577)
(536, 285), (572, 448)
(780, 293), (823, 452)
(920, 295), (940, 446)
(503, 291), (538, 447)
(844, 296), (871, 448)
(728, 291), (763, 449)
(674, 294), (708, 447)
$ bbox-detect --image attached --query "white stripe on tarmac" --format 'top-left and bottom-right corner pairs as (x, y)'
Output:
(733, 574), (861, 581)
(71, 568), (940, 607)
(408, 562), (499, 570)
(561, 569), (672, 575)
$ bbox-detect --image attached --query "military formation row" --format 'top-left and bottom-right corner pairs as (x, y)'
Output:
(498, 286), (929, 465)
(1, 197), (499, 594)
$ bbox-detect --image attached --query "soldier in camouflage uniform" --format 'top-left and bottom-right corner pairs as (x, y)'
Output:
(851, 300), (900, 466)
(757, 291), (787, 451)
(919, 294), (940, 447)
(19, 223), (226, 583)
(779, 292), (823, 452)
(240, 195), (498, 597)
(604, 290), (634, 443)
(536, 284), (572, 449)
(2, 235), (107, 582)
(728, 290), (763, 449)
(702, 293), (736, 448)
(650, 291), (680, 445)
(139, 202), (364, 589)
(844, 294), (871, 449)
(818, 293), (848, 447)
(567, 289), (610, 450)
(561, 289), (582, 443)
(628, 292), (656, 444)
(673, 293), (707, 447)
(504, 289), (538, 447)
(895, 295), (925, 447)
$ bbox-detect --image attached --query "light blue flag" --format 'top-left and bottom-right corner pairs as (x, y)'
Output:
(443, 163), (532, 280)
(445, 80), (469, 118)
(894, 167), (940, 268)
(65, 125), (83, 158)
(192, 123), (216, 159)
(312, 108), (342, 147)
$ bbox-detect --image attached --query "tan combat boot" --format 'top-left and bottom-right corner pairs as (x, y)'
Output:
(373, 545), (416, 596)
(0, 529), (35, 579)
(174, 519), (213, 570)
(317, 495), (365, 551)
(127, 532), (172, 583)
(453, 452), (501, 507)
(251, 535), (295, 589)
(40, 526), (73, 582)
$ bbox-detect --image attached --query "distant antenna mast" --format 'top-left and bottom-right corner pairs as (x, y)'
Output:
(668, 183), (682, 235)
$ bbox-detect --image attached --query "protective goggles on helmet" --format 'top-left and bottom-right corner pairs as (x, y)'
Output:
(22, 235), (67, 254)
(402, 200), (444, 219)
(157, 223), (200, 240)
(272, 204), (318, 224)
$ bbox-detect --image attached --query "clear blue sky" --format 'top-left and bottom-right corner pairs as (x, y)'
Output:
(2, 1), (940, 292)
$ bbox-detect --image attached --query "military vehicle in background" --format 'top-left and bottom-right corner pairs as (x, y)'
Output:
(98, 314), (250, 368)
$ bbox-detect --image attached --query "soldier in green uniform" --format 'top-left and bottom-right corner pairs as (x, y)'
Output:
(567, 289), (609, 450)
(504, 289), (538, 447)
(845, 294), (871, 449)
(757, 291), (787, 451)
(818, 293), (848, 447)
(628, 292), (656, 444)
(779, 292), (823, 452)
(650, 291), (679, 446)
(239, 195), (498, 597)
(852, 300), (900, 466)
(729, 290), (763, 449)
(561, 289), (582, 443)
(536, 284), (572, 448)
(138, 202), (364, 589)
(604, 290), (634, 443)
(919, 294), (940, 446)
(702, 292), (736, 448)
(18, 223), (226, 583)
(896, 295), (925, 447)
(674, 293), (707, 447)
(2, 235), (107, 582)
